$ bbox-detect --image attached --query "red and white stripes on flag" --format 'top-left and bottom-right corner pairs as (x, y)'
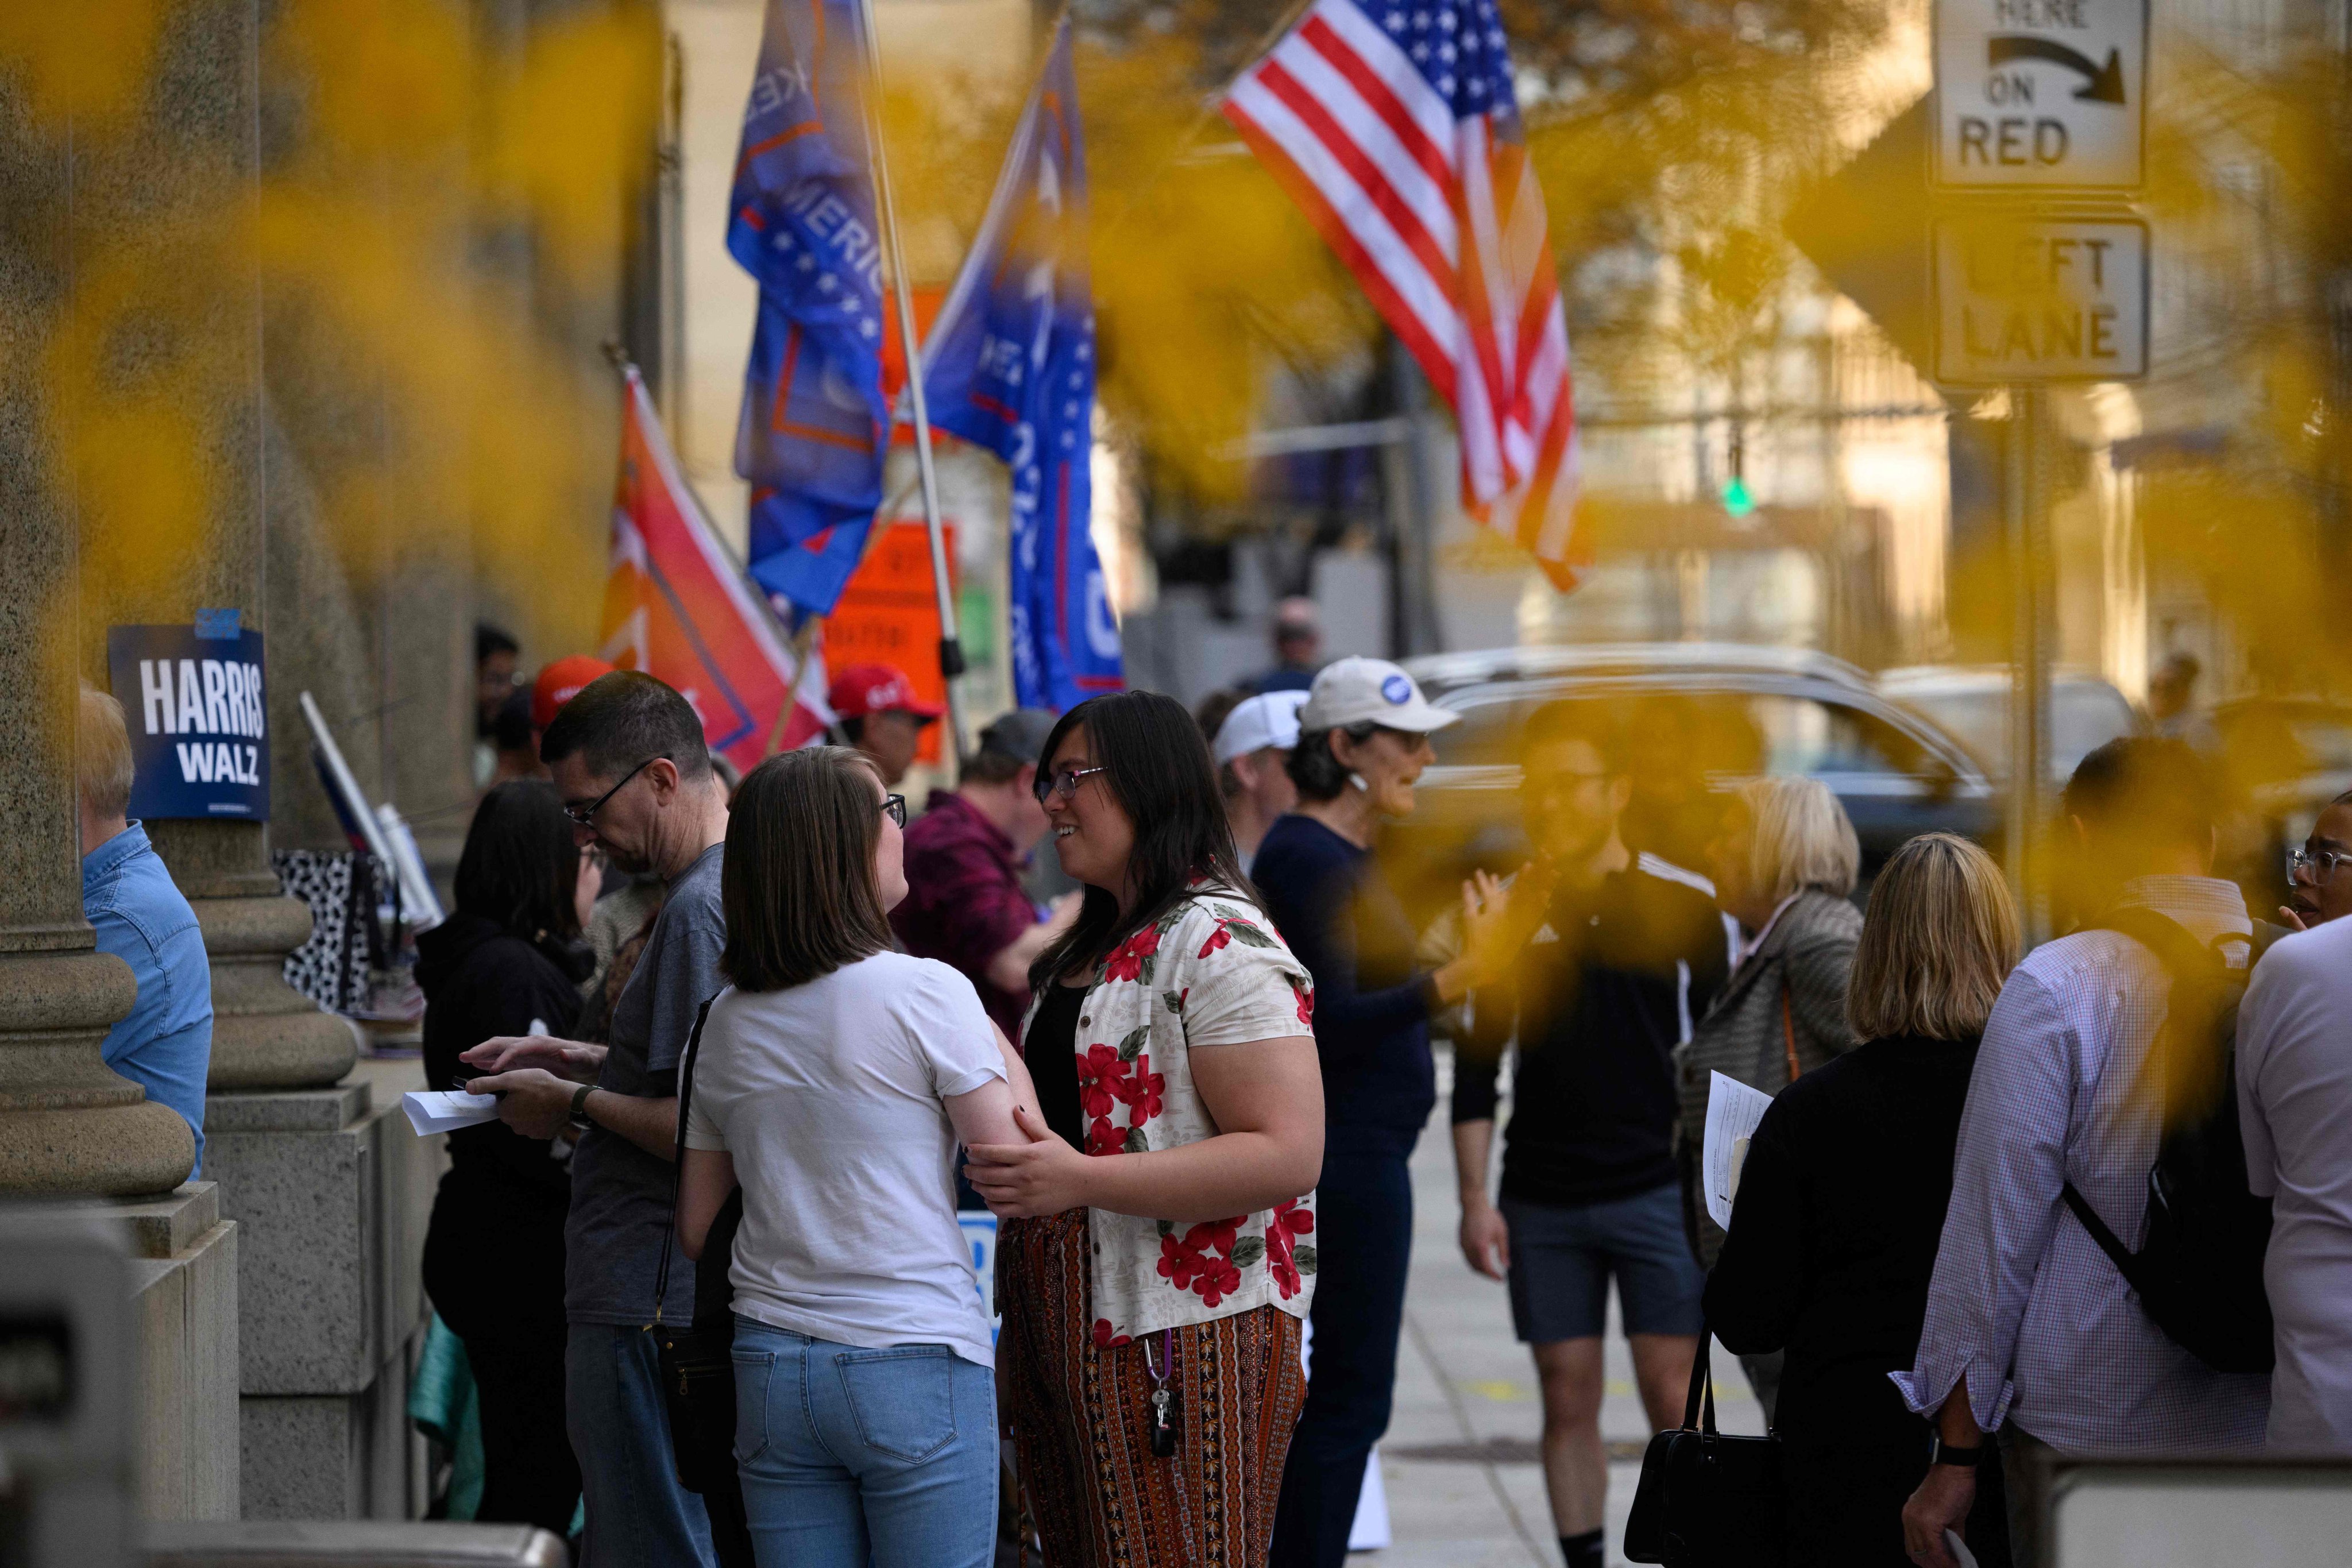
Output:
(1223, 0), (1586, 589)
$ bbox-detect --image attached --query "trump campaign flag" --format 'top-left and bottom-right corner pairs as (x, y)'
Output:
(1225, 0), (1586, 588)
(918, 16), (1121, 709)
(603, 365), (829, 770)
(730, 0), (891, 615)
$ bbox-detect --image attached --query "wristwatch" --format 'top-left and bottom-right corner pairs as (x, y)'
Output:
(1929, 1434), (1984, 1469)
(569, 1083), (597, 1131)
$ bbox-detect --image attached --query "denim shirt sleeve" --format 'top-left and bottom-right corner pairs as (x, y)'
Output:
(1891, 966), (2075, 1431)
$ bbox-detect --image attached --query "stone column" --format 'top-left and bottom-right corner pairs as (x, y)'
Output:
(64, 0), (356, 1095)
(0, 5), (200, 1201)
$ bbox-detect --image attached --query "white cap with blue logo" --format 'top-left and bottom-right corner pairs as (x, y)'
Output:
(1297, 656), (1460, 735)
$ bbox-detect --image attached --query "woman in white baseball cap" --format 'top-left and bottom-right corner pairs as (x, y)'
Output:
(1254, 656), (1545, 1565)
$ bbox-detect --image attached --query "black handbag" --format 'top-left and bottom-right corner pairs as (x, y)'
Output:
(650, 999), (756, 1568)
(1623, 1329), (1787, 1567)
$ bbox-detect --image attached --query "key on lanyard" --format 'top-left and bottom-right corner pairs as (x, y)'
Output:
(1145, 1330), (1180, 1458)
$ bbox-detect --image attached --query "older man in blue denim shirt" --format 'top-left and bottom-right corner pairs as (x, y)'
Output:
(80, 685), (212, 1175)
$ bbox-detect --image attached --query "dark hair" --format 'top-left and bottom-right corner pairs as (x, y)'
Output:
(455, 781), (581, 941)
(2061, 736), (2216, 848)
(1521, 700), (1625, 771)
(540, 670), (712, 782)
(1029, 691), (1252, 990)
(963, 747), (1026, 786)
(1288, 721), (1381, 802)
(722, 747), (896, 991)
(476, 624), (519, 665)
(493, 689), (535, 754)
(1195, 688), (1246, 746)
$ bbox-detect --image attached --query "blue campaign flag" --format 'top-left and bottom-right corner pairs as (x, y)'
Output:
(919, 16), (1121, 710)
(729, 0), (890, 523)
(746, 485), (875, 619)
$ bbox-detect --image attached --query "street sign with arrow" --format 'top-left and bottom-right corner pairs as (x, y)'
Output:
(1934, 0), (2146, 190)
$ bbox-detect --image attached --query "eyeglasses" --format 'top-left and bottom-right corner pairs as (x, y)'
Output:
(2287, 845), (2352, 883)
(881, 793), (907, 829)
(1034, 764), (1108, 804)
(564, 756), (661, 829)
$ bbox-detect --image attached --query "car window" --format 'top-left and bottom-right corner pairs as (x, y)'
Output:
(1436, 689), (1930, 779)
(1896, 683), (2137, 779)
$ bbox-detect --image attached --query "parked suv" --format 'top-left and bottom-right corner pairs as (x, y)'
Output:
(1389, 643), (1994, 921)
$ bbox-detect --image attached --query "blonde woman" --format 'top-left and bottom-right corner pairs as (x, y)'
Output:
(1702, 834), (2020, 1568)
(1677, 777), (1865, 1268)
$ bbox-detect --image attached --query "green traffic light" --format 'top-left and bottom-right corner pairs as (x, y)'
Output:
(1721, 476), (1755, 517)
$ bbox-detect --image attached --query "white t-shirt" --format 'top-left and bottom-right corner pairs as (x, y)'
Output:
(682, 950), (1006, 1368)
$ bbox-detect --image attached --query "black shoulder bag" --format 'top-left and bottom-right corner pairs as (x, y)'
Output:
(1623, 1329), (1787, 1567)
(650, 998), (755, 1567)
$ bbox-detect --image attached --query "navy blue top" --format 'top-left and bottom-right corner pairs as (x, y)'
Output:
(1250, 813), (1434, 1157)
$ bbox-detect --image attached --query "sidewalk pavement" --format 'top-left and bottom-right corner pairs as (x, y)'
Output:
(1362, 1051), (1767, 1567)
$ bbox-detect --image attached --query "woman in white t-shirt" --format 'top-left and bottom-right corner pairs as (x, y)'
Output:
(678, 746), (1036, 1568)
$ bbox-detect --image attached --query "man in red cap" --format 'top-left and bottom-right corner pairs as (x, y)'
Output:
(535, 655), (616, 735)
(826, 662), (941, 787)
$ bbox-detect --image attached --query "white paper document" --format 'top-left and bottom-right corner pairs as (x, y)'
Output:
(401, 1089), (501, 1137)
(1703, 1071), (1776, 1230)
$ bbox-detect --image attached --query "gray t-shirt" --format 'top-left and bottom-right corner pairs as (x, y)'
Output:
(565, 841), (726, 1326)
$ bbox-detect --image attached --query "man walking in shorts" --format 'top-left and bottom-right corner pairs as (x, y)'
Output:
(1450, 702), (1728, 1568)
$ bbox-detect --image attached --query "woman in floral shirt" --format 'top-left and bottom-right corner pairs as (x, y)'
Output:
(965, 690), (1324, 1568)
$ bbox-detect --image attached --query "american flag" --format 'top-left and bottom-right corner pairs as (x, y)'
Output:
(1225, 0), (1585, 589)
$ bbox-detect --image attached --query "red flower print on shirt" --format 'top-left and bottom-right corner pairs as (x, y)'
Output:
(1092, 1318), (1130, 1350)
(1086, 1116), (1126, 1157)
(1198, 923), (1232, 959)
(1104, 925), (1161, 984)
(1264, 1199), (1316, 1299)
(1117, 1053), (1167, 1122)
(1074, 1043), (1128, 1121)
(1287, 972), (1315, 1027)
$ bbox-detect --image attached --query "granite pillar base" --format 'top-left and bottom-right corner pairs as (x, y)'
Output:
(55, 1181), (244, 1522)
(204, 1060), (441, 1521)
(0, 947), (196, 1197)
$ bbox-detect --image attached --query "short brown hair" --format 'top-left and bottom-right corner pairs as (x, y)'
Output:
(721, 747), (895, 991)
(79, 682), (135, 820)
(1847, 833), (2019, 1042)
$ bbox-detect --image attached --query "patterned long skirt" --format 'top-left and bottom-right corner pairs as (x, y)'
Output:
(998, 1207), (1307, 1568)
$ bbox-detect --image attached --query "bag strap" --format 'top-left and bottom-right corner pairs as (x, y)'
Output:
(1780, 982), (1799, 1086)
(2060, 1179), (2146, 1289)
(651, 997), (718, 1327)
(1678, 1325), (1718, 1435)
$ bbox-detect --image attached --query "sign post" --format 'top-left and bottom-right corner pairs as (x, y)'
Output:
(1932, 0), (2147, 940)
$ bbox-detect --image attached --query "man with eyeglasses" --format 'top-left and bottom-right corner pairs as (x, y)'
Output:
(2281, 790), (2352, 930)
(463, 670), (729, 1568)
(1447, 700), (1728, 1568)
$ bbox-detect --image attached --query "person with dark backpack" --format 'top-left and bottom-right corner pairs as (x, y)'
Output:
(1894, 738), (2272, 1568)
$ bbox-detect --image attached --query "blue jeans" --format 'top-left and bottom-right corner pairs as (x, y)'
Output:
(730, 1317), (998, 1568)
(565, 1322), (719, 1568)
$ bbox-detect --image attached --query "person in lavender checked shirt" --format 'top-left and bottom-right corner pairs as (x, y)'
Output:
(1895, 738), (2271, 1568)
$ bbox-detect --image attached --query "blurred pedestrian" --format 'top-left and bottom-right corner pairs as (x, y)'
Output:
(1897, 739), (2271, 1568)
(2280, 789), (2352, 930)
(973, 690), (1326, 1568)
(1214, 690), (1310, 874)
(891, 709), (1079, 1041)
(2239, 906), (2352, 1454)
(678, 747), (1033, 1568)
(1675, 775), (1862, 1415)
(2149, 651), (2221, 754)
(828, 663), (942, 787)
(1706, 833), (2018, 1567)
(1248, 597), (1324, 694)
(1196, 687), (1249, 750)
(462, 671), (730, 1568)
(419, 781), (595, 1534)
(486, 689), (546, 788)
(1255, 658), (1543, 1568)
(78, 682), (211, 1176)
(1451, 702), (1728, 1568)
(476, 623), (522, 786)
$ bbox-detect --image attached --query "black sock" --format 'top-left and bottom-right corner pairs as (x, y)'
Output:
(1561, 1527), (1604, 1568)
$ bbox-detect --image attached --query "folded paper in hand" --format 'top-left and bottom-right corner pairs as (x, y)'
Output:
(402, 1090), (501, 1136)
(1703, 1071), (1775, 1230)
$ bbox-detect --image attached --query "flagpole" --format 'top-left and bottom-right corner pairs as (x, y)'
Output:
(849, 0), (968, 777)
